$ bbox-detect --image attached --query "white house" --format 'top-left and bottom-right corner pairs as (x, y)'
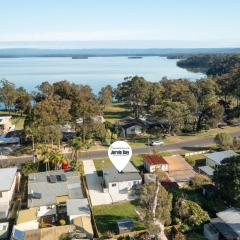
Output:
(143, 155), (169, 173)
(120, 119), (145, 137)
(102, 162), (142, 196)
(205, 150), (238, 168)
(0, 167), (19, 219)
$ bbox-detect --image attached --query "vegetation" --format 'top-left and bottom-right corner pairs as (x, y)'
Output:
(93, 201), (145, 235)
(138, 178), (173, 239)
(214, 132), (233, 149)
(174, 198), (210, 232)
(213, 155), (240, 206)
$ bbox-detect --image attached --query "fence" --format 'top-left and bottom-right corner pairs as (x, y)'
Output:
(185, 150), (210, 157)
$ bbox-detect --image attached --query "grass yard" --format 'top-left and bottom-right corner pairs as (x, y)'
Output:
(93, 201), (145, 235)
(103, 102), (131, 123)
(185, 154), (206, 167)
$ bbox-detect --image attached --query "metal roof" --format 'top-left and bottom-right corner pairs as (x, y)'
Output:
(0, 167), (17, 191)
(216, 208), (240, 237)
(28, 170), (83, 208)
(103, 162), (141, 184)
(198, 166), (215, 176)
(205, 150), (239, 165)
(144, 155), (168, 166)
(67, 198), (90, 216)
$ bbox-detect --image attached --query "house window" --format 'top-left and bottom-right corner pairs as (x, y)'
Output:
(112, 183), (117, 187)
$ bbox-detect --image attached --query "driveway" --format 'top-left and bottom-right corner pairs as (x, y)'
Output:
(83, 160), (112, 206)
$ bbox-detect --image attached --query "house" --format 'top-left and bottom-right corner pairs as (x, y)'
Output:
(120, 119), (145, 137)
(204, 208), (240, 240)
(0, 116), (14, 135)
(116, 219), (135, 234)
(0, 167), (19, 219)
(199, 150), (239, 177)
(67, 198), (93, 238)
(13, 170), (93, 239)
(205, 150), (238, 168)
(102, 162), (142, 199)
(163, 155), (196, 185)
(143, 154), (169, 173)
(27, 170), (84, 224)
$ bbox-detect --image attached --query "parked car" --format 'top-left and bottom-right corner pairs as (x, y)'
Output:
(150, 140), (164, 146)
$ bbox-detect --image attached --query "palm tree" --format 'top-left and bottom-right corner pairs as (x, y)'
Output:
(36, 144), (51, 171)
(49, 150), (67, 170)
(69, 137), (82, 160)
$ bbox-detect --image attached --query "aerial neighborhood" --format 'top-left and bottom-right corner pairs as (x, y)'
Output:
(0, 53), (240, 240)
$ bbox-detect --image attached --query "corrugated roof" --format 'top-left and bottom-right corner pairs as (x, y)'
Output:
(0, 167), (17, 191)
(103, 162), (141, 184)
(144, 155), (168, 165)
(216, 208), (240, 237)
(205, 150), (238, 165)
(28, 170), (83, 208)
(198, 166), (215, 176)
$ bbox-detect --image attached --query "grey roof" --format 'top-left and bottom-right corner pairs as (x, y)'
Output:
(205, 150), (238, 165)
(216, 208), (240, 237)
(198, 166), (215, 176)
(67, 198), (91, 216)
(117, 219), (135, 230)
(103, 162), (141, 184)
(0, 167), (17, 191)
(28, 170), (83, 208)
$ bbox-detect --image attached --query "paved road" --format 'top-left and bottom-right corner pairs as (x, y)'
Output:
(1, 130), (240, 166)
(79, 131), (240, 160)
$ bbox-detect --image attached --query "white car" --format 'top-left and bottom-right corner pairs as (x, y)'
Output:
(150, 140), (164, 146)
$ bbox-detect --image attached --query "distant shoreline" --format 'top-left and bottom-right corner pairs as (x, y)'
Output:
(0, 48), (240, 59)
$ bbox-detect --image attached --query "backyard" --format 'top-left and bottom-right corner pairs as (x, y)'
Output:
(93, 201), (145, 235)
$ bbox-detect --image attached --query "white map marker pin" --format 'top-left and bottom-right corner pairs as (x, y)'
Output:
(108, 141), (132, 172)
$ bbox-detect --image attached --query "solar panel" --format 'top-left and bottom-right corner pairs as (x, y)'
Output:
(60, 174), (67, 182)
(48, 175), (57, 183)
(32, 192), (42, 199)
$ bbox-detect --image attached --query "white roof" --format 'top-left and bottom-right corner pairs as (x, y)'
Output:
(205, 150), (238, 165)
(0, 116), (11, 120)
(67, 198), (91, 217)
(0, 167), (17, 191)
(198, 166), (215, 176)
(217, 208), (240, 237)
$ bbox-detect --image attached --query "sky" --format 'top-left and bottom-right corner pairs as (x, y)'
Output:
(1, 0), (240, 48)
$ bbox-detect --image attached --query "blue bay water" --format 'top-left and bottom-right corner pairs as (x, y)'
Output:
(0, 56), (205, 93)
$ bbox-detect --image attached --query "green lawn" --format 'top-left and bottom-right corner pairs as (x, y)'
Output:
(185, 154), (206, 167)
(104, 102), (131, 123)
(93, 201), (145, 235)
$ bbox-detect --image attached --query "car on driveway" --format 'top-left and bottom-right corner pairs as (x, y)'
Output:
(150, 140), (164, 146)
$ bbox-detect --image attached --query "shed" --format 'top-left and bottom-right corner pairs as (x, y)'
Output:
(116, 219), (135, 234)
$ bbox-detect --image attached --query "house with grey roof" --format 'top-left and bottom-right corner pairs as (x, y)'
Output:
(204, 208), (240, 240)
(199, 150), (239, 177)
(0, 167), (19, 219)
(102, 162), (142, 198)
(27, 170), (84, 222)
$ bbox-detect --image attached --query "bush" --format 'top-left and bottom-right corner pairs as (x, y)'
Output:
(214, 133), (233, 150)
(59, 219), (66, 225)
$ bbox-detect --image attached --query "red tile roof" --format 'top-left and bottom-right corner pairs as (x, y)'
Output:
(144, 155), (168, 166)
